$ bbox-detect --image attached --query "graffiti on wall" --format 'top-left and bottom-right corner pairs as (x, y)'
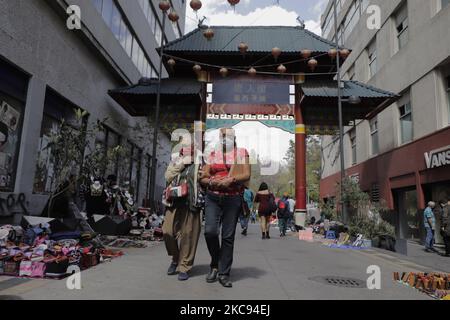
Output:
(0, 193), (29, 216)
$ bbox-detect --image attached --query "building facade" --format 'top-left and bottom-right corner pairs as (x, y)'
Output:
(319, 0), (450, 242)
(0, 0), (186, 220)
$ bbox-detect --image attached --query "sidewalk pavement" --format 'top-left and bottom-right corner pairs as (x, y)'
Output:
(0, 224), (440, 300)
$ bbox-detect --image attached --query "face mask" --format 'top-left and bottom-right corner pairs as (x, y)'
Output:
(222, 137), (235, 150)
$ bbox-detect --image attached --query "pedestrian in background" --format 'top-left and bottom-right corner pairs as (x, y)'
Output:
(240, 186), (254, 236)
(162, 142), (201, 281)
(200, 128), (251, 288)
(424, 201), (436, 253)
(278, 193), (290, 237)
(254, 182), (276, 240)
(439, 199), (450, 256)
(287, 196), (296, 230)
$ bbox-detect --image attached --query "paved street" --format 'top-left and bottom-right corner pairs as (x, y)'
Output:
(0, 224), (446, 300)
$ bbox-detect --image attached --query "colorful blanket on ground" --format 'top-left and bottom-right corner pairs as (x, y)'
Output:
(327, 244), (371, 250)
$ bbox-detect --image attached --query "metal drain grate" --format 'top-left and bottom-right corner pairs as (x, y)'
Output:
(309, 276), (365, 288)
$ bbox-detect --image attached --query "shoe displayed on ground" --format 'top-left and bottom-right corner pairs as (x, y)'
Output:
(206, 268), (218, 283)
(218, 275), (233, 288)
(167, 262), (178, 275)
(178, 272), (189, 281)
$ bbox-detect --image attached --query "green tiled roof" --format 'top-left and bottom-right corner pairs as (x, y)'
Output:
(301, 80), (398, 98)
(162, 26), (344, 53)
(108, 78), (201, 96)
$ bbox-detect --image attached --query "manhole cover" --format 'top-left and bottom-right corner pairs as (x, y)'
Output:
(309, 276), (365, 288)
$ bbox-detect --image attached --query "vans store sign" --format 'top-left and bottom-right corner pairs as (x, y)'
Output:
(425, 146), (450, 169)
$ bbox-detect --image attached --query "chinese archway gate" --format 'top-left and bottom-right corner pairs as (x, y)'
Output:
(109, 25), (397, 225)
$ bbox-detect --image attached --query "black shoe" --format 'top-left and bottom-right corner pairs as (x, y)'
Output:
(167, 262), (178, 275)
(266, 232), (271, 239)
(218, 275), (233, 288)
(262, 232), (266, 239)
(242, 228), (247, 236)
(206, 268), (219, 283)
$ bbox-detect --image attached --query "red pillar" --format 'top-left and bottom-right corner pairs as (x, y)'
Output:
(294, 95), (307, 227)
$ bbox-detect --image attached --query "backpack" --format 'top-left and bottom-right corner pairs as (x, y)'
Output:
(277, 199), (289, 217)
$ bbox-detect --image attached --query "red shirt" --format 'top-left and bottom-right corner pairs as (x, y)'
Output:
(207, 147), (249, 195)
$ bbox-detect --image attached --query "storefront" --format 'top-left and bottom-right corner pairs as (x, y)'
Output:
(0, 58), (29, 193)
(320, 127), (450, 243)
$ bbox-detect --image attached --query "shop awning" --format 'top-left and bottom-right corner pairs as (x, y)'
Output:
(108, 77), (202, 116)
(299, 80), (399, 126)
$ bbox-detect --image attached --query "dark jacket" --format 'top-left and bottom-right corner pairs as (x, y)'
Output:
(441, 205), (450, 236)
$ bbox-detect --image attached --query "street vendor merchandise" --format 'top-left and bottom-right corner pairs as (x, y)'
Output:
(0, 223), (122, 279)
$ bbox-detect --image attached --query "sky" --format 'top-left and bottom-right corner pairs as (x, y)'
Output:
(184, 0), (329, 35)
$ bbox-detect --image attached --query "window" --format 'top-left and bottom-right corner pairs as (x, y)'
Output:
(350, 129), (357, 165)
(370, 118), (379, 155)
(446, 75), (450, 124)
(395, 3), (409, 50)
(442, 0), (450, 10)
(105, 127), (121, 177)
(399, 101), (413, 144)
(130, 146), (142, 200)
(93, 0), (158, 77)
(368, 39), (377, 78)
(33, 89), (87, 194)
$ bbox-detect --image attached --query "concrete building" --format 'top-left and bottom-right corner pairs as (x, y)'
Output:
(319, 0), (450, 242)
(0, 0), (186, 220)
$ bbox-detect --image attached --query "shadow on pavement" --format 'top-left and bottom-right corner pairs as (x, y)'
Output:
(189, 264), (267, 282)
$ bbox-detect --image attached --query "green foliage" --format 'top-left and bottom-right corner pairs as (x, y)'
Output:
(349, 214), (396, 239)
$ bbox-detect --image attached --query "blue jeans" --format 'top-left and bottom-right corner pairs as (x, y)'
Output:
(204, 192), (242, 276)
(239, 213), (249, 229)
(278, 217), (288, 235)
(425, 227), (435, 250)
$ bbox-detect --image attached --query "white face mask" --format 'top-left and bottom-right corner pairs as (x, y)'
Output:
(222, 137), (235, 151)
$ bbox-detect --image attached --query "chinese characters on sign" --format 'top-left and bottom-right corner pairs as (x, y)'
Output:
(212, 78), (290, 105)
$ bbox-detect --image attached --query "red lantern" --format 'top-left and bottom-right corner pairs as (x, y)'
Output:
(228, 0), (240, 6)
(301, 49), (312, 59)
(168, 11), (179, 23)
(203, 28), (214, 40)
(272, 47), (282, 61)
(167, 59), (176, 68)
(308, 58), (318, 71)
(220, 68), (228, 77)
(238, 42), (248, 54)
(193, 64), (202, 73)
(159, 1), (170, 12)
(248, 67), (257, 76)
(277, 64), (287, 74)
(340, 49), (350, 60)
(190, 0), (202, 11)
(328, 48), (338, 60)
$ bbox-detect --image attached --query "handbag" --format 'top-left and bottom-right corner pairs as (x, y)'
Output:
(80, 252), (100, 270)
(30, 261), (46, 278)
(19, 260), (32, 277)
(4, 257), (21, 276)
(45, 255), (69, 278)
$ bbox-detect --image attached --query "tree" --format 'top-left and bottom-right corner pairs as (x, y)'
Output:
(283, 136), (322, 202)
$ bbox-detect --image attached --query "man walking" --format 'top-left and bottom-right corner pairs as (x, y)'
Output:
(287, 196), (296, 231)
(424, 201), (436, 253)
(440, 199), (450, 256)
(240, 187), (254, 236)
(278, 193), (290, 237)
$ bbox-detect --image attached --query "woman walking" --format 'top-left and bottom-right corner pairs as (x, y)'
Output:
(254, 183), (276, 239)
(162, 143), (201, 281)
(200, 128), (251, 288)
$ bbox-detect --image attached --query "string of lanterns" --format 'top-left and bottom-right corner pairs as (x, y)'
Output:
(160, 0), (349, 77)
(163, 53), (340, 78)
